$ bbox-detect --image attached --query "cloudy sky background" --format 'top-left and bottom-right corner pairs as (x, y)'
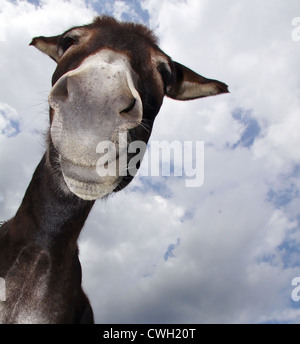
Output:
(1, 0), (300, 323)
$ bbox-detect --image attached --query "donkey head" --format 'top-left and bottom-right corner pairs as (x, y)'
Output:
(30, 16), (228, 201)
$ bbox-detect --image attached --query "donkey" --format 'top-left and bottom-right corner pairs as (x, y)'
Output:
(0, 16), (228, 323)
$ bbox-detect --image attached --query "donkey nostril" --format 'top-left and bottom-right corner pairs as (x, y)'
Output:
(120, 98), (136, 114)
(51, 75), (69, 100)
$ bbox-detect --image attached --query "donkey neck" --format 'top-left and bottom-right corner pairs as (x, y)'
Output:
(11, 154), (94, 251)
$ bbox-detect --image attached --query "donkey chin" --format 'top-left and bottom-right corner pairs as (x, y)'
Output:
(53, 134), (133, 201)
(59, 155), (123, 201)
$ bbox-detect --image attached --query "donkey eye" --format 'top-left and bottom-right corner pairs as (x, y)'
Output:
(61, 36), (76, 53)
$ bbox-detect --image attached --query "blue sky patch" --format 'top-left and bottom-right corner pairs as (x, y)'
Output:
(164, 238), (181, 261)
(267, 186), (300, 209)
(231, 108), (261, 149)
(130, 176), (173, 198)
(91, 0), (150, 24)
(0, 106), (21, 138)
(279, 237), (300, 269)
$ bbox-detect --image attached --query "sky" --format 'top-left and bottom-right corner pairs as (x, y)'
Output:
(0, 0), (300, 324)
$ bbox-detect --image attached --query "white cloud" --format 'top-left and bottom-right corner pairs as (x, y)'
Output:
(1, 0), (300, 324)
(0, 103), (21, 137)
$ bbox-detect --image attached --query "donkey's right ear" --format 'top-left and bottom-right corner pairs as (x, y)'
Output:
(30, 35), (61, 63)
(167, 62), (229, 100)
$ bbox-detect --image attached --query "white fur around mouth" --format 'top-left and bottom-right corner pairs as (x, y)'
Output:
(58, 154), (123, 200)
(63, 174), (121, 201)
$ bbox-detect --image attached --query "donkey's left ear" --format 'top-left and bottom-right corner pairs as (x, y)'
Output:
(30, 35), (61, 63)
(167, 62), (229, 100)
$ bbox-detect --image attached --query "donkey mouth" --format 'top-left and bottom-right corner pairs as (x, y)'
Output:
(59, 156), (122, 201)
(63, 174), (121, 201)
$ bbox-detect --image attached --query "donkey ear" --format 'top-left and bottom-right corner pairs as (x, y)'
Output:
(30, 35), (61, 63)
(167, 62), (229, 100)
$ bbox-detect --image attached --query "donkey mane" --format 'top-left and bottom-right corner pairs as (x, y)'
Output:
(91, 15), (159, 46)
